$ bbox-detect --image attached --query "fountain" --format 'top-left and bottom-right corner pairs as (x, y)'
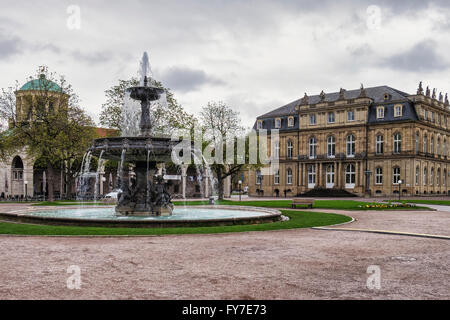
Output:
(0, 52), (283, 228)
(89, 52), (179, 217)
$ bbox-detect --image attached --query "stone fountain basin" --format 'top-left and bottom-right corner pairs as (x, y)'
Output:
(90, 136), (181, 162)
(127, 85), (165, 101)
(0, 206), (283, 228)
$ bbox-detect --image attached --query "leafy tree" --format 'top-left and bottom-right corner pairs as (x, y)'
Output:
(99, 78), (196, 134)
(200, 101), (247, 200)
(0, 67), (96, 201)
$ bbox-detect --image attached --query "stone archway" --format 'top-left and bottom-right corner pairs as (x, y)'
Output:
(11, 156), (24, 198)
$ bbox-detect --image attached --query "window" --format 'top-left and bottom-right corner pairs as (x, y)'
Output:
(431, 112), (435, 122)
(424, 135), (428, 153)
(444, 169), (447, 186)
(308, 165), (316, 186)
(347, 110), (355, 121)
(415, 132), (420, 153)
(288, 117), (294, 127)
(445, 139), (447, 157)
(346, 134), (355, 157)
(430, 168), (434, 186)
(274, 142), (280, 159)
(274, 169), (280, 185)
(424, 109), (428, 120)
(437, 168), (441, 186)
(309, 114), (316, 125)
(287, 168), (293, 185)
(423, 168), (427, 186)
(393, 167), (401, 184)
(275, 118), (281, 129)
(430, 137), (434, 154)
(287, 140), (293, 159)
(257, 120), (263, 129)
(376, 135), (384, 154)
(377, 107), (385, 119)
(328, 112), (335, 123)
(345, 164), (356, 188)
(394, 105), (403, 117)
(326, 165), (335, 187)
(416, 166), (419, 185)
(438, 114), (441, 125)
(309, 137), (317, 159)
(376, 167), (383, 184)
(256, 170), (263, 185)
(393, 133), (402, 154)
(327, 136), (336, 158)
(437, 138), (441, 156)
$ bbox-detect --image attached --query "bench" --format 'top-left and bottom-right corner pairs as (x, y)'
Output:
(291, 198), (314, 209)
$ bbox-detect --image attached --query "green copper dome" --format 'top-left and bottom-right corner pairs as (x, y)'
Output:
(19, 74), (62, 92)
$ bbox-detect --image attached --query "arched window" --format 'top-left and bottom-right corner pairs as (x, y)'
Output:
(274, 169), (280, 185)
(424, 135), (428, 153)
(437, 168), (441, 186)
(274, 141), (280, 159)
(376, 167), (383, 184)
(309, 137), (317, 159)
(445, 138), (448, 157)
(430, 168), (434, 186)
(415, 166), (419, 185)
(430, 137), (434, 154)
(287, 168), (293, 185)
(346, 134), (355, 157)
(12, 156), (24, 181)
(327, 136), (336, 158)
(345, 164), (356, 188)
(376, 135), (384, 154)
(287, 140), (293, 159)
(444, 169), (447, 187)
(437, 138), (441, 156)
(423, 167), (427, 186)
(393, 167), (401, 184)
(415, 132), (420, 153)
(393, 133), (402, 154)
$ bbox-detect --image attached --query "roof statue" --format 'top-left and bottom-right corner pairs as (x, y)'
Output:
(439, 92), (444, 102)
(300, 92), (309, 105)
(319, 90), (326, 102)
(358, 83), (367, 98)
(338, 88), (346, 100)
(426, 86), (431, 97)
(432, 88), (437, 100)
(417, 81), (424, 95)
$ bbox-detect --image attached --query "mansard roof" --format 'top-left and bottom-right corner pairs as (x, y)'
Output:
(257, 85), (410, 119)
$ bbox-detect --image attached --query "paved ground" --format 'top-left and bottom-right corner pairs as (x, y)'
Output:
(0, 203), (449, 300)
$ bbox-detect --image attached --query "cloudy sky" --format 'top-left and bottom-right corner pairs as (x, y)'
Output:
(1, 0), (450, 128)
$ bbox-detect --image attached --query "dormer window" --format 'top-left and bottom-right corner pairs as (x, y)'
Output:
(288, 116), (294, 127)
(384, 93), (392, 101)
(257, 120), (263, 129)
(377, 106), (385, 119)
(394, 105), (403, 117)
(275, 118), (281, 129)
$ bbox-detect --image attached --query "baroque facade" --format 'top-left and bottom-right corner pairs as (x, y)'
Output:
(248, 84), (450, 197)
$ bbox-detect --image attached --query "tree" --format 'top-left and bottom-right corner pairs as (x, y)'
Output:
(99, 78), (196, 134)
(0, 67), (97, 201)
(200, 101), (246, 200)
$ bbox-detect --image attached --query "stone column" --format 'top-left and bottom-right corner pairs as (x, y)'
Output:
(181, 165), (188, 199)
(224, 174), (231, 198)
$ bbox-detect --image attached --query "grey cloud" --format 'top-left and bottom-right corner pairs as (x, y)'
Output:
(0, 33), (23, 58)
(71, 50), (113, 64)
(382, 40), (448, 71)
(159, 66), (225, 92)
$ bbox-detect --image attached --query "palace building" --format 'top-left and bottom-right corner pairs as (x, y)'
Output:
(248, 84), (450, 197)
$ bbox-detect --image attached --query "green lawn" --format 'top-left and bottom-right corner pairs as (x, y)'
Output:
(174, 199), (427, 210)
(386, 199), (450, 206)
(0, 210), (351, 236)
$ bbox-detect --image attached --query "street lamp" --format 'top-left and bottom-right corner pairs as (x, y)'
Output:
(238, 180), (242, 202)
(398, 180), (403, 202)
